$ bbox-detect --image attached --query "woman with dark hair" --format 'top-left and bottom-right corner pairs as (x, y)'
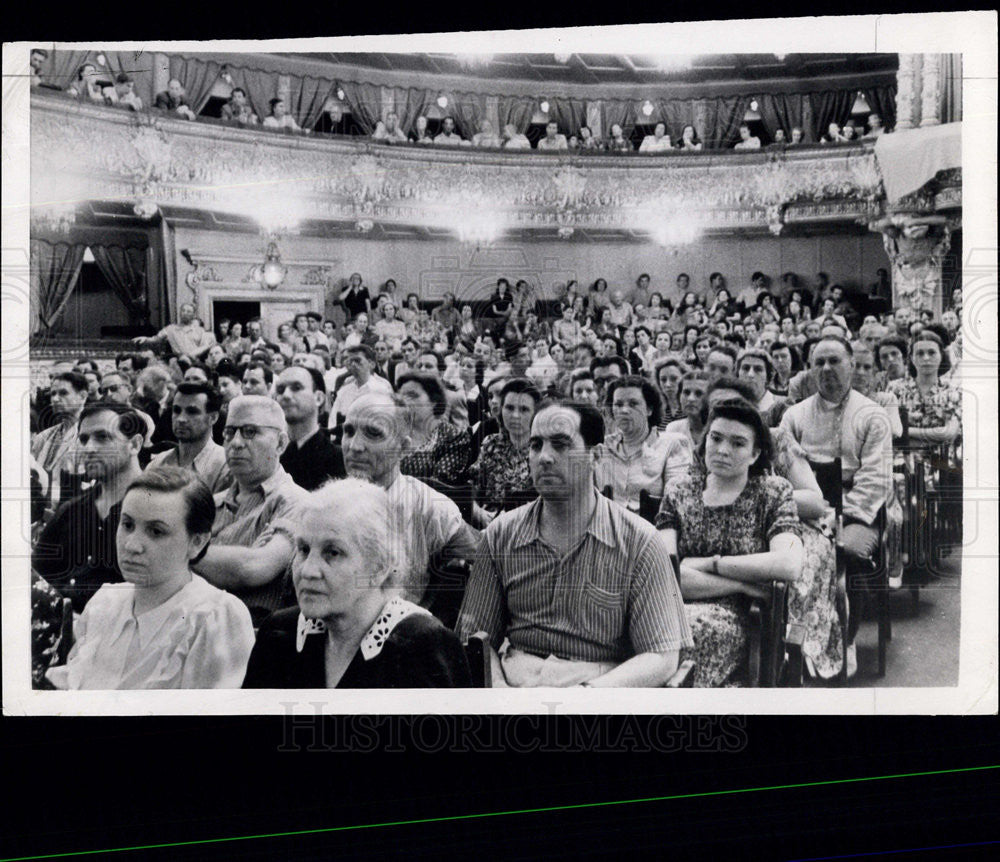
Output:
(692, 334), (715, 369)
(470, 378), (543, 524)
(244, 479), (471, 688)
(47, 467), (254, 689)
(676, 124), (703, 151)
(588, 277), (611, 313)
(654, 358), (687, 426)
(397, 372), (473, 484)
(488, 278), (514, 340)
(755, 292), (781, 327)
(595, 306), (620, 340)
(656, 400), (803, 687)
(707, 288), (736, 320)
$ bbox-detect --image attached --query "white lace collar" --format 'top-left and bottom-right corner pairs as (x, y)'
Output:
(296, 596), (432, 658)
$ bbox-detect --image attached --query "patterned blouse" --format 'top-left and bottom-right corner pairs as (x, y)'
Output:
(655, 471), (801, 559)
(399, 422), (473, 485)
(888, 378), (961, 430)
(471, 431), (532, 511)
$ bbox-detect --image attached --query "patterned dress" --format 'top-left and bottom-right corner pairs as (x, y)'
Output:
(471, 431), (532, 512)
(657, 471), (801, 687)
(399, 422), (473, 485)
(772, 429), (843, 679)
(32, 573), (67, 689)
(889, 378), (963, 470)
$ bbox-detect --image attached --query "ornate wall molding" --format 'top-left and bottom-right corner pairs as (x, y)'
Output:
(30, 91), (902, 240)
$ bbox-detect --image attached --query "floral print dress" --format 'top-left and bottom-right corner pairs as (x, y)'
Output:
(471, 431), (533, 512)
(772, 428), (843, 679)
(889, 378), (963, 471)
(657, 470), (801, 687)
(399, 422), (473, 485)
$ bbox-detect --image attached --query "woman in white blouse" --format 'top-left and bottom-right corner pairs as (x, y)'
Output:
(48, 467), (254, 690)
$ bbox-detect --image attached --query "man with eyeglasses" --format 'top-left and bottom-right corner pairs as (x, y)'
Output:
(194, 395), (308, 623)
(148, 382), (232, 494)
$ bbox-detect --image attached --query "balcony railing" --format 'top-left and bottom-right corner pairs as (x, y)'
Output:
(30, 89), (890, 239)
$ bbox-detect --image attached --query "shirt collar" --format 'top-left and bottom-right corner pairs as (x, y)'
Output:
(132, 579), (196, 650)
(510, 491), (615, 550)
(295, 596), (431, 658)
(222, 465), (290, 510)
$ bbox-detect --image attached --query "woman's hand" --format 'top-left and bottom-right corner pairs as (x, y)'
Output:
(740, 582), (772, 601)
(681, 556), (715, 573)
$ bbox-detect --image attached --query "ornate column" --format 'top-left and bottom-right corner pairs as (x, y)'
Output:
(872, 215), (952, 316)
(485, 95), (500, 137)
(895, 54), (918, 130)
(920, 54), (943, 127)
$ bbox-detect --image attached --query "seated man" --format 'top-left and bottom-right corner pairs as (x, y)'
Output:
(341, 392), (481, 607)
(471, 119), (502, 148)
(275, 365), (346, 491)
(148, 381), (232, 494)
(736, 348), (788, 426)
(372, 111), (408, 143)
(326, 344), (393, 431)
(595, 376), (692, 512)
(32, 403), (145, 612)
(194, 395), (309, 622)
(433, 116), (465, 145)
(29, 48), (49, 88)
(134, 302), (216, 360)
(67, 63), (104, 102)
(103, 73), (143, 111)
(502, 123), (531, 150)
(221, 87), (259, 125)
(154, 78), (197, 120)
(458, 400), (691, 687)
(780, 336), (893, 564)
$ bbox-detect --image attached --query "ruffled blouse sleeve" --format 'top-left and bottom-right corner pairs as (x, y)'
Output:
(179, 594), (256, 689)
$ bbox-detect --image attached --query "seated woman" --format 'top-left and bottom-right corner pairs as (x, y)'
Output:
(607, 123), (633, 152)
(47, 467), (255, 690)
(221, 322), (250, 360)
(705, 382), (842, 680)
(676, 124), (704, 151)
(470, 378), (542, 524)
(656, 401), (803, 687)
(373, 301), (408, 352)
(244, 479), (472, 688)
(397, 372), (473, 485)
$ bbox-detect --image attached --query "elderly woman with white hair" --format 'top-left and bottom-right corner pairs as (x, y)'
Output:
(243, 478), (472, 688)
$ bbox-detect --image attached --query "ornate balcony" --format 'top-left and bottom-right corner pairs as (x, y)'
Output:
(27, 90), (954, 243)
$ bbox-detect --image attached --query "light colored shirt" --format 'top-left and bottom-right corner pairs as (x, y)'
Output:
(154, 322), (216, 358)
(734, 136), (762, 150)
(595, 428), (693, 511)
(263, 114), (301, 131)
(149, 439), (232, 495)
(504, 135), (531, 150)
(47, 575), (254, 689)
(31, 421), (81, 483)
(328, 375), (394, 428)
(639, 135), (672, 152)
(607, 302), (634, 328)
(537, 134), (568, 150)
(779, 390), (893, 525)
(457, 494), (693, 663)
(103, 86), (143, 111)
(384, 473), (470, 604)
(434, 132), (465, 145)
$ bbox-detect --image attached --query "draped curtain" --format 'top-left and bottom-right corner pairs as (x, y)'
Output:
(445, 92), (484, 139)
(661, 100), (696, 139)
(703, 95), (754, 149)
(90, 244), (149, 324)
(146, 216), (176, 330)
(940, 54), (962, 124)
(291, 75), (336, 131)
(601, 99), (637, 137)
(337, 80), (383, 134)
(498, 95), (537, 134)
(167, 56), (223, 114)
(396, 87), (430, 134)
(807, 89), (856, 140)
(45, 50), (94, 90)
(757, 92), (809, 140)
(862, 83), (898, 131)
(30, 240), (86, 335)
(548, 97), (587, 137)
(233, 67), (279, 124)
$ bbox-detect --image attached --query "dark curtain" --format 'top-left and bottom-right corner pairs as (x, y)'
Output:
(337, 80), (383, 134)
(31, 240), (86, 334)
(662, 100), (696, 140)
(808, 89), (856, 140)
(548, 97), (587, 137)
(167, 56), (223, 114)
(396, 87), (429, 135)
(291, 75), (336, 131)
(146, 217), (176, 329)
(234, 67), (279, 124)
(940, 54), (962, 124)
(705, 94), (754, 149)
(441, 91), (483, 139)
(90, 245), (149, 325)
(498, 95), (537, 134)
(757, 92), (808, 140)
(863, 83), (898, 131)
(602, 98), (637, 137)
(46, 49), (94, 90)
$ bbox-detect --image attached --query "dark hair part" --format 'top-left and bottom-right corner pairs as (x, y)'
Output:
(395, 371), (447, 418)
(697, 399), (774, 478)
(125, 466), (215, 552)
(244, 362), (273, 385)
(52, 371), (89, 393)
(907, 330), (951, 378)
(605, 375), (664, 429)
(590, 355), (629, 376)
(500, 377), (543, 407)
(174, 381), (223, 413)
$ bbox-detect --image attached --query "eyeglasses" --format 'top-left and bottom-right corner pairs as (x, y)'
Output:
(98, 384), (124, 395)
(222, 424), (282, 442)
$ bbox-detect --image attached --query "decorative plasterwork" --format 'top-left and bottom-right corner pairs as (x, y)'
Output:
(29, 93), (912, 238)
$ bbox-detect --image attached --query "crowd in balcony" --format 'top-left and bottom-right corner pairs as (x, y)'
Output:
(31, 50), (890, 153)
(29, 255), (962, 691)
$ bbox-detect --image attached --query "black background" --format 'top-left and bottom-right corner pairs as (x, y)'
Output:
(6, 4), (997, 859)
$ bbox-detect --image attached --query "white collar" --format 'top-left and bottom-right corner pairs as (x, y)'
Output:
(295, 596), (432, 658)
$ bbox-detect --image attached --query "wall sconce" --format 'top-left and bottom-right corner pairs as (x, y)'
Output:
(437, 95), (449, 109)
(260, 241), (286, 290)
(539, 100), (550, 114)
(641, 100), (654, 117)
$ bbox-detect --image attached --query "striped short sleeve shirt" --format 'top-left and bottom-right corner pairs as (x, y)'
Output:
(458, 494), (692, 663)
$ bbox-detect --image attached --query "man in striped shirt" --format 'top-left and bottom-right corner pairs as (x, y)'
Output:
(458, 400), (692, 687)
